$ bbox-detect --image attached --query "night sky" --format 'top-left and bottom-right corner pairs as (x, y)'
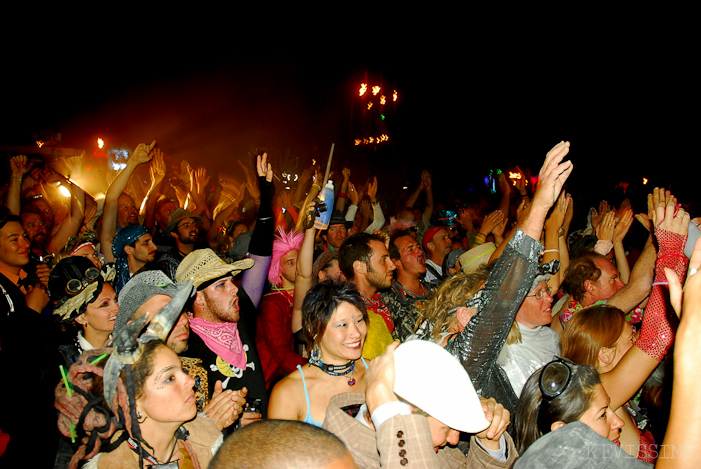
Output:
(2, 33), (693, 219)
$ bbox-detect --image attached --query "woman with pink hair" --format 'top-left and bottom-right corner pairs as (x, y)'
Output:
(256, 228), (307, 389)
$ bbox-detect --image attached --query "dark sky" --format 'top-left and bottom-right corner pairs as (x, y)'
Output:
(2, 34), (694, 214)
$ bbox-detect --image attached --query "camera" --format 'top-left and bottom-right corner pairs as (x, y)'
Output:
(245, 398), (263, 414)
(314, 201), (328, 218)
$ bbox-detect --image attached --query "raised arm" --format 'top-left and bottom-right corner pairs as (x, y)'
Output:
(605, 189), (667, 314)
(141, 148), (167, 232)
(543, 190), (569, 292)
(446, 141), (573, 410)
(99, 140), (155, 263)
(46, 157), (86, 254)
(4, 155), (32, 215)
(658, 238), (701, 469)
(601, 193), (689, 410)
(291, 203), (317, 335)
(241, 153), (274, 309)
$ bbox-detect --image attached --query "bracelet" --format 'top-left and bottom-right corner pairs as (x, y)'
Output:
(312, 183), (322, 191)
(658, 253), (687, 261)
(542, 249), (559, 254)
(10, 176), (22, 182)
(475, 233), (487, 240)
(338, 192), (347, 198)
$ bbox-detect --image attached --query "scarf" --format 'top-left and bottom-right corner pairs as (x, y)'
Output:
(189, 317), (246, 369)
(112, 224), (149, 293)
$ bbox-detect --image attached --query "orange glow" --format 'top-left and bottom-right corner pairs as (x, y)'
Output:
(393, 90), (398, 101)
(372, 86), (380, 96)
(367, 102), (373, 110)
(509, 172), (522, 180)
(97, 138), (104, 149)
(36, 140), (44, 148)
(380, 95), (386, 105)
(359, 83), (367, 96)
(643, 178), (648, 185)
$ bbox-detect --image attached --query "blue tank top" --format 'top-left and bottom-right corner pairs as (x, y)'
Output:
(297, 357), (368, 427)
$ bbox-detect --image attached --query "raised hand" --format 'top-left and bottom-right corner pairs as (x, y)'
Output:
(613, 208), (634, 243)
(9, 154), (31, 177)
(60, 155), (83, 179)
(480, 210), (505, 236)
(149, 148), (166, 183)
(458, 207), (475, 233)
(367, 176), (378, 202)
(667, 237), (701, 318)
(195, 167), (210, 192)
(533, 141), (573, 211)
(545, 190), (569, 234)
(256, 153), (273, 182)
(421, 170), (432, 190)
(595, 211), (616, 242)
(347, 182), (359, 206)
(131, 140), (156, 166)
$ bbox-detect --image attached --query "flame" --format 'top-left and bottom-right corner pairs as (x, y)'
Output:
(359, 83), (367, 96)
(643, 178), (648, 185)
(372, 86), (380, 96)
(97, 138), (104, 149)
(508, 172), (522, 179)
(36, 140), (44, 148)
(380, 95), (386, 105)
(367, 102), (373, 110)
(393, 90), (398, 101)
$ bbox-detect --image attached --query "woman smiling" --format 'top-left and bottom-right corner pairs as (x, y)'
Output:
(268, 281), (370, 427)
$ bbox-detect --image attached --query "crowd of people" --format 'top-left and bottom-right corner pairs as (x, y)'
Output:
(1, 138), (700, 468)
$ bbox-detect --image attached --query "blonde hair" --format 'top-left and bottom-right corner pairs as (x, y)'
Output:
(415, 266), (490, 341)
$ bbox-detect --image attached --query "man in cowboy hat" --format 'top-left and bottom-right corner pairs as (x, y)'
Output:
(176, 249), (266, 431)
(153, 208), (205, 280)
(173, 152), (277, 433)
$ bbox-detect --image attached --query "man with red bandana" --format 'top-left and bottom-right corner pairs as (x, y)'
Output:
(338, 232), (396, 360)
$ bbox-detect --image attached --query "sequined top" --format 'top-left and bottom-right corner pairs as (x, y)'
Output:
(444, 229), (542, 415)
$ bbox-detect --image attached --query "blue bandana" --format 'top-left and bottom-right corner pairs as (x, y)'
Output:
(112, 224), (149, 293)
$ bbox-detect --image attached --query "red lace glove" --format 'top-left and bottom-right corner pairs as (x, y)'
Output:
(635, 228), (688, 361)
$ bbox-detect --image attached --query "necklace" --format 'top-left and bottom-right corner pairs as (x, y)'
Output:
(309, 359), (357, 386)
(127, 436), (179, 467)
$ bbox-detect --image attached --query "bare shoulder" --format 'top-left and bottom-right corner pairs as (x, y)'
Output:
(268, 370), (305, 420)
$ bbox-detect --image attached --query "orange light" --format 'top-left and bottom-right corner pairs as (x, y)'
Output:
(393, 90), (398, 101)
(367, 102), (373, 110)
(380, 95), (386, 105)
(359, 83), (367, 96)
(372, 86), (380, 96)
(97, 138), (104, 149)
(643, 178), (648, 185)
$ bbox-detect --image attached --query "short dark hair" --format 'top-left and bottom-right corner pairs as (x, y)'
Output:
(338, 232), (385, 281)
(388, 229), (415, 261)
(0, 210), (23, 231)
(302, 280), (368, 349)
(209, 419), (352, 468)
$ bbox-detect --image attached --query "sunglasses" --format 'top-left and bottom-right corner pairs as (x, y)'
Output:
(537, 358), (574, 431)
(65, 267), (101, 295)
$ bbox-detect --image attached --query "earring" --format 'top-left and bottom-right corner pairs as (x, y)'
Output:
(309, 344), (322, 366)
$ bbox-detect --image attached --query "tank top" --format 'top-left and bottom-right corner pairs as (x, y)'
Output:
(297, 357), (369, 427)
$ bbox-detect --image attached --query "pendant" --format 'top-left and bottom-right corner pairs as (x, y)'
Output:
(348, 377), (356, 386)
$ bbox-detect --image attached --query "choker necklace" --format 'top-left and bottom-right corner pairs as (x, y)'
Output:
(309, 359), (357, 386)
